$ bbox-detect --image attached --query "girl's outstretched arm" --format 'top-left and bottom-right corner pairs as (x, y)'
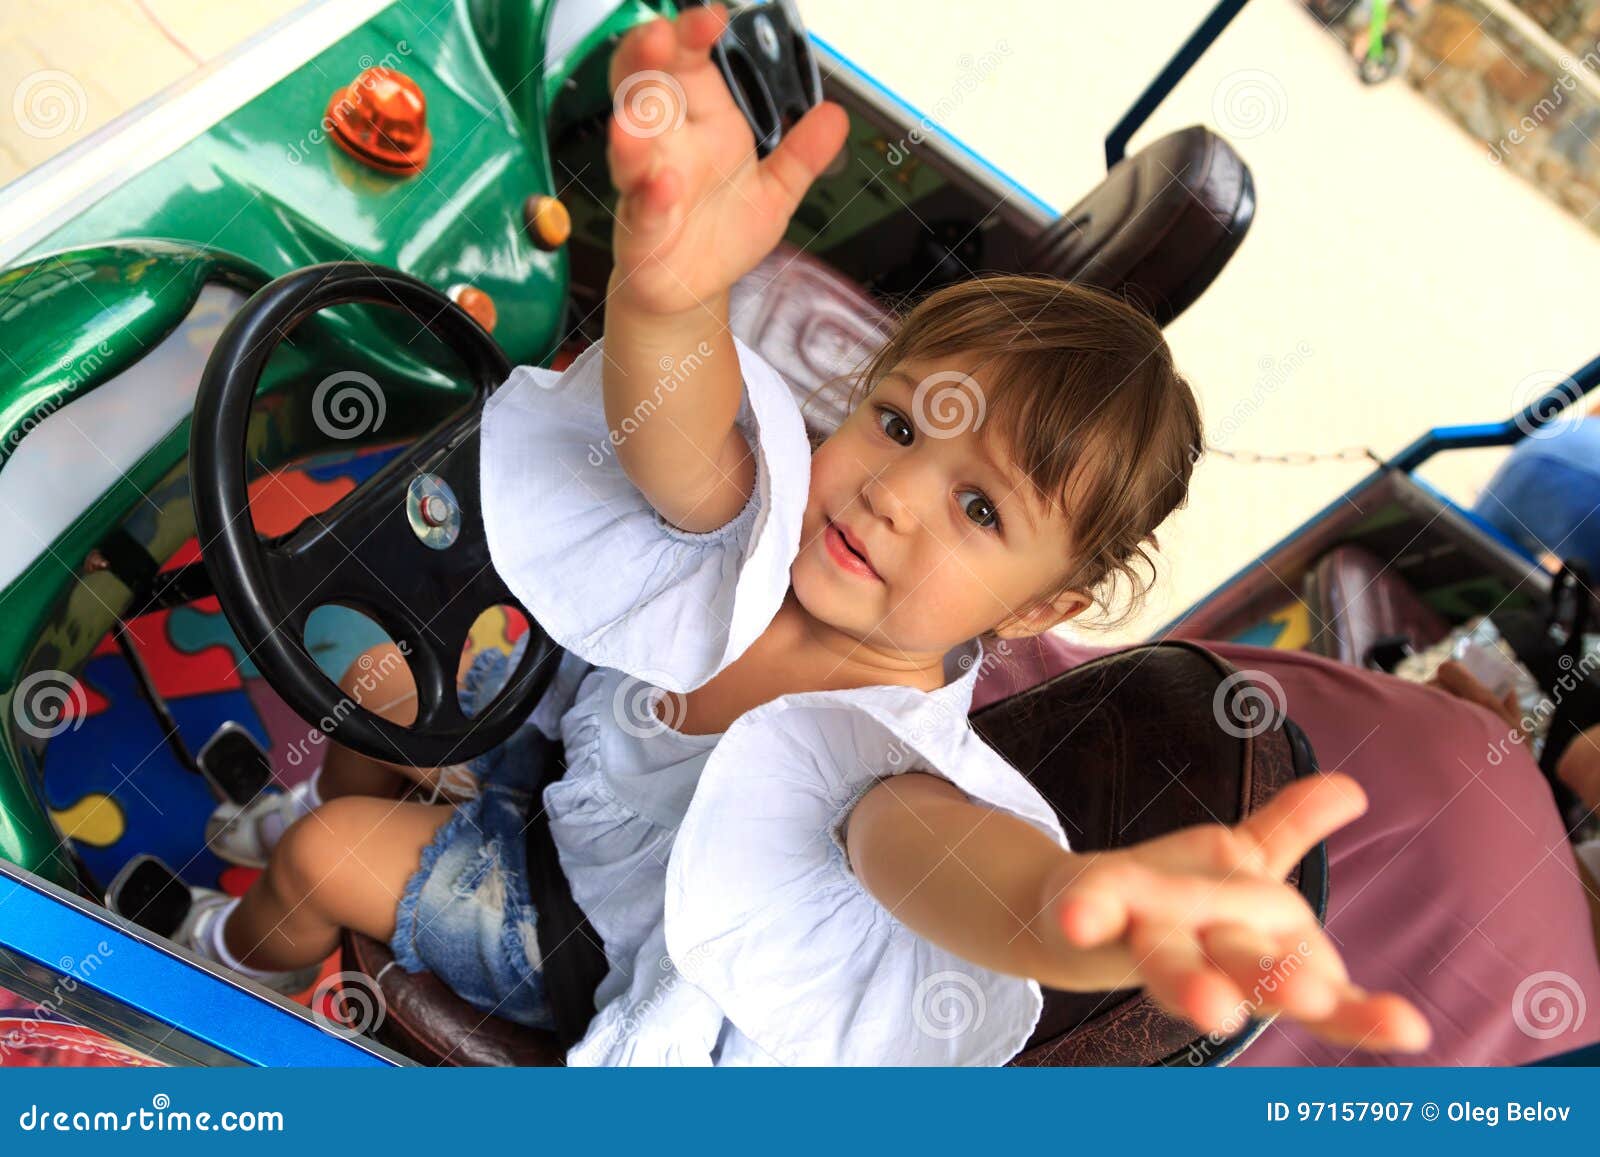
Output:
(843, 770), (1432, 1053)
(599, 5), (847, 533)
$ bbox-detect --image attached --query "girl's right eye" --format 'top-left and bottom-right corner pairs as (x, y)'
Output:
(875, 406), (913, 446)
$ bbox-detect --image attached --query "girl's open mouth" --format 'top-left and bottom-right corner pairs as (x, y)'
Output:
(824, 519), (881, 582)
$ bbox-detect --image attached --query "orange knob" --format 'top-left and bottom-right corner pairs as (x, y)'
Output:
(448, 284), (498, 333)
(326, 67), (432, 175)
(523, 195), (571, 250)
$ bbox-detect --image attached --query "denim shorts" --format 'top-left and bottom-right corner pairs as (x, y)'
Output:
(389, 633), (558, 1031)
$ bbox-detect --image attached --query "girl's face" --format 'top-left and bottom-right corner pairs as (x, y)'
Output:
(792, 354), (1089, 662)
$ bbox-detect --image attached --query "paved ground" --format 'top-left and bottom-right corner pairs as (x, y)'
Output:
(5, 0), (1599, 641)
(0, 0), (304, 182)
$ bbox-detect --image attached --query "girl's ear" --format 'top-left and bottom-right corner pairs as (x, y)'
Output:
(990, 589), (1093, 640)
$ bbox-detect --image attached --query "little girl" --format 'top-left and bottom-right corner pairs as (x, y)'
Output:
(168, 6), (1429, 1063)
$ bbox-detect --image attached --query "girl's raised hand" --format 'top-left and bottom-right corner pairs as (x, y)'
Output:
(604, 5), (849, 316)
(1038, 772), (1432, 1053)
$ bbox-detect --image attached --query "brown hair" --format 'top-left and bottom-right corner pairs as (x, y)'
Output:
(819, 275), (1203, 631)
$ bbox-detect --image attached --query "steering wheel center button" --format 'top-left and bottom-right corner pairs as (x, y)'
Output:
(406, 474), (462, 549)
(420, 495), (449, 526)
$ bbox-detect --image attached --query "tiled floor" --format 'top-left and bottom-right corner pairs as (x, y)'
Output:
(0, 0), (304, 184)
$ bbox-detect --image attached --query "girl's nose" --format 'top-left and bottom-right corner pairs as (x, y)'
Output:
(862, 461), (917, 532)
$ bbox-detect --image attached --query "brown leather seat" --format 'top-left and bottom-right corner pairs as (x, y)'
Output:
(1303, 544), (1450, 669)
(341, 641), (1324, 1067)
(1023, 126), (1254, 327)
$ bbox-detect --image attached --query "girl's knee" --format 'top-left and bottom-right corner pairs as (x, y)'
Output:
(272, 797), (383, 901)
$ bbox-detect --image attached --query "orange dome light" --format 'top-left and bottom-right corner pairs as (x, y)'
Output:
(326, 66), (432, 175)
(448, 284), (498, 333)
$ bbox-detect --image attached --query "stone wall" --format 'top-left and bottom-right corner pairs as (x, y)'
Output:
(1317, 0), (1600, 230)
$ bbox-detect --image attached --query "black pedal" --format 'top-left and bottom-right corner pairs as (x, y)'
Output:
(105, 855), (191, 939)
(196, 722), (273, 806)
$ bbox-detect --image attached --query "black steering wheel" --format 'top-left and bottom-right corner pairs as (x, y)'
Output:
(684, 0), (822, 158)
(190, 262), (559, 767)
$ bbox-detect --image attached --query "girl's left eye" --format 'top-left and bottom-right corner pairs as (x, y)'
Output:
(875, 406), (913, 446)
(958, 488), (1000, 531)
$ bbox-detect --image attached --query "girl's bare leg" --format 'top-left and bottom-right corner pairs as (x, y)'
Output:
(315, 643), (474, 802)
(222, 795), (452, 971)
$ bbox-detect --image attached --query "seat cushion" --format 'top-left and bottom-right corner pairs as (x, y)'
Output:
(1303, 544), (1450, 668)
(341, 928), (567, 1066)
(1022, 125), (1254, 326)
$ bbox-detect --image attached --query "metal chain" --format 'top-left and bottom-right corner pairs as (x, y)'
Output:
(1203, 443), (1384, 466)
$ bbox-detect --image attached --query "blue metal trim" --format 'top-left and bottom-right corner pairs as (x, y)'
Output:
(1389, 353), (1600, 471)
(809, 32), (1057, 218)
(1105, 0), (1252, 167)
(0, 865), (396, 1067)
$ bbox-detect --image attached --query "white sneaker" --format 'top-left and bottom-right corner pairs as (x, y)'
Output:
(205, 780), (317, 869)
(176, 888), (320, 996)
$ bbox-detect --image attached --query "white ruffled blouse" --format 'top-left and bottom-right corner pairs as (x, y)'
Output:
(480, 336), (1070, 1066)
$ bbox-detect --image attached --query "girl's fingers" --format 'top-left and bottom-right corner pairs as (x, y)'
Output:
(1235, 772), (1368, 881)
(1126, 917), (1246, 1036)
(606, 112), (658, 193)
(608, 17), (676, 96)
(670, 3), (729, 60)
(756, 101), (850, 211)
(610, 9), (733, 125)
(616, 164), (683, 242)
(1297, 985), (1433, 1053)
(1057, 861), (1320, 950)
(1197, 923), (1338, 1021)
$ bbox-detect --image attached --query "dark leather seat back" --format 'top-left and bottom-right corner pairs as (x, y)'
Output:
(1022, 126), (1255, 327)
(971, 641), (1324, 1066)
(727, 126), (1253, 434)
(342, 641), (1323, 1067)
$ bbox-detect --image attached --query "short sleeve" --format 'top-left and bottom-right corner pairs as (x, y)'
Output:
(663, 684), (1070, 1066)
(479, 336), (811, 693)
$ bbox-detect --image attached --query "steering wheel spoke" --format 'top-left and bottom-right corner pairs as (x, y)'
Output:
(191, 261), (561, 766)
